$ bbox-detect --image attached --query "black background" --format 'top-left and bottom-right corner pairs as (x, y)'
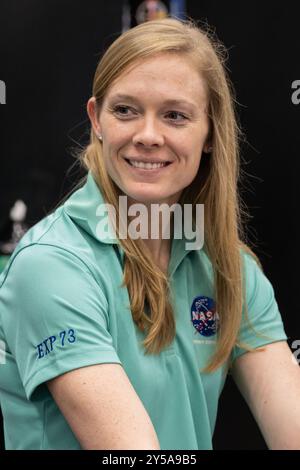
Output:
(0, 0), (299, 450)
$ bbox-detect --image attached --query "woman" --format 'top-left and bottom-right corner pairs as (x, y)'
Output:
(0, 17), (299, 450)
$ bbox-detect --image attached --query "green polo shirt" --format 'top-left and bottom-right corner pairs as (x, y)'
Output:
(0, 171), (288, 450)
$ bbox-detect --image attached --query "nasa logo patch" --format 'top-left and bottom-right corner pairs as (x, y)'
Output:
(191, 295), (219, 337)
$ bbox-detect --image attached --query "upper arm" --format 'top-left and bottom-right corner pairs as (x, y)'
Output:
(1, 245), (121, 400)
(47, 363), (160, 450)
(231, 340), (300, 449)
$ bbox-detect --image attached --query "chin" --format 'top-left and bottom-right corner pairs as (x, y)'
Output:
(129, 193), (168, 204)
(116, 181), (178, 205)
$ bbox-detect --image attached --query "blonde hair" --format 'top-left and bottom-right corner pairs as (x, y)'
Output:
(79, 16), (269, 373)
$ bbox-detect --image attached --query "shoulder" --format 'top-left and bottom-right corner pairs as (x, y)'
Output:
(0, 243), (106, 320)
(229, 246), (288, 364)
(0, 236), (111, 346)
(0, 207), (101, 290)
(239, 247), (273, 307)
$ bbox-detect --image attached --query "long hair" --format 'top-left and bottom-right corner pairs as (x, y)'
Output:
(78, 16), (268, 373)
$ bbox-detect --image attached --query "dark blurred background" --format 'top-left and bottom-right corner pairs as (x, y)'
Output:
(0, 0), (299, 450)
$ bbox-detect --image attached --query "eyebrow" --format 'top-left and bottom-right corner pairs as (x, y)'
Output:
(108, 93), (198, 111)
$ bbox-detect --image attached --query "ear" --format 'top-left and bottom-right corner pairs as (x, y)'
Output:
(202, 140), (213, 154)
(87, 97), (102, 136)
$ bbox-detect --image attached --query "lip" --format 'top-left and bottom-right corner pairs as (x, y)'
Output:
(125, 157), (172, 164)
(123, 157), (173, 174)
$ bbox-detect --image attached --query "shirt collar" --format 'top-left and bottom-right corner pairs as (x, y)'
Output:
(64, 171), (118, 244)
(64, 171), (203, 277)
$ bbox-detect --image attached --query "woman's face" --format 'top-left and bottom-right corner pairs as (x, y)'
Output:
(87, 53), (211, 206)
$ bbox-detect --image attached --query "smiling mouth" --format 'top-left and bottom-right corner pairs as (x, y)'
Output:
(124, 159), (172, 170)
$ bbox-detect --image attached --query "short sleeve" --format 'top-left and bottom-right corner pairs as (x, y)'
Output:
(0, 244), (122, 401)
(230, 251), (288, 363)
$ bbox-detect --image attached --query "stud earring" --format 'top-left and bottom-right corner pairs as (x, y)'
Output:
(97, 134), (103, 141)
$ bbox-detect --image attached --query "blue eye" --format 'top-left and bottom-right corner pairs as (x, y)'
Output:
(111, 105), (188, 124)
(166, 111), (188, 122)
(112, 105), (133, 116)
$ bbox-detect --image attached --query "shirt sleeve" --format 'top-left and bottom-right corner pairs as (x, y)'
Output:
(230, 250), (288, 364)
(0, 243), (122, 401)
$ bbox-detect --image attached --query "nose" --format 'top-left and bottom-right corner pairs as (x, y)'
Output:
(132, 115), (165, 148)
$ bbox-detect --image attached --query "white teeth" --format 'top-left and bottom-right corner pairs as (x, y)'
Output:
(128, 160), (167, 169)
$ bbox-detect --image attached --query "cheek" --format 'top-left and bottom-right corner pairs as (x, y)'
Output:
(103, 134), (122, 161)
(182, 146), (203, 168)
(177, 148), (203, 183)
(187, 159), (202, 183)
(105, 129), (130, 158)
(102, 139), (125, 180)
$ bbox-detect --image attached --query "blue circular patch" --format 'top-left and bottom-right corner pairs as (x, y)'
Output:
(191, 296), (219, 337)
